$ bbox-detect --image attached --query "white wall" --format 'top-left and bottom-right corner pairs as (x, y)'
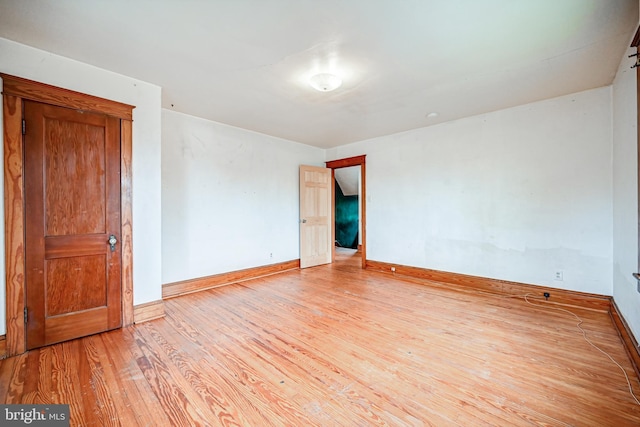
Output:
(161, 110), (324, 284)
(327, 87), (614, 295)
(0, 38), (163, 334)
(613, 41), (640, 337)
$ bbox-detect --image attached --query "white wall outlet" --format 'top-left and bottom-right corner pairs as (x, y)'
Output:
(554, 270), (563, 281)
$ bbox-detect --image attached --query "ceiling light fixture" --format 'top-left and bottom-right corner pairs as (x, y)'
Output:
(309, 73), (342, 92)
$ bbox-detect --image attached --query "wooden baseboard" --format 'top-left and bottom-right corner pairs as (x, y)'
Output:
(0, 335), (5, 360)
(610, 300), (640, 380)
(162, 259), (300, 299)
(133, 300), (166, 324)
(365, 260), (612, 312)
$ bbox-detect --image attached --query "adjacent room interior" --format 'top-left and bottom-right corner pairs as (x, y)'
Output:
(1, 1), (640, 425)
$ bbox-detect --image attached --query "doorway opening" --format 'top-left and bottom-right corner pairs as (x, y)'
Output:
(334, 166), (360, 266)
(325, 155), (366, 269)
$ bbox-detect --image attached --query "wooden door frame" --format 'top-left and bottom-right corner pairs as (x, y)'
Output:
(1, 74), (135, 356)
(633, 28), (640, 283)
(325, 155), (366, 268)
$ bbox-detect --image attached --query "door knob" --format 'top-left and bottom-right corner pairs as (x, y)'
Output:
(108, 234), (117, 252)
(301, 219), (307, 223)
(633, 273), (640, 281)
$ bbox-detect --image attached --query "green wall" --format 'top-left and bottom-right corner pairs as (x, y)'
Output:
(335, 181), (359, 249)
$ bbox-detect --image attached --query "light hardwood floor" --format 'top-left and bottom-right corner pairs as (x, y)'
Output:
(1, 249), (639, 426)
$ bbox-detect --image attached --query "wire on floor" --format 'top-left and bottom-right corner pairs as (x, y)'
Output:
(521, 293), (640, 406)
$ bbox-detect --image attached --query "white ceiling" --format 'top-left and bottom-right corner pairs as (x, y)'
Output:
(0, 0), (637, 148)
(335, 166), (360, 196)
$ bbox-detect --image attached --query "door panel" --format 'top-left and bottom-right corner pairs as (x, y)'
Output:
(24, 101), (122, 349)
(45, 120), (107, 235)
(46, 255), (107, 316)
(299, 165), (332, 268)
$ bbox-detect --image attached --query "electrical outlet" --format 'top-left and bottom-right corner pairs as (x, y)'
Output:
(270, 252), (273, 258)
(554, 270), (563, 281)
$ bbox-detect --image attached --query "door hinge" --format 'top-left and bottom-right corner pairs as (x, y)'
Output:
(24, 307), (27, 324)
(22, 119), (26, 135)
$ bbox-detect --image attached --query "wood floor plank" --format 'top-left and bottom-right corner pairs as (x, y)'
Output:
(80, 335), (124, 426)
(99, 328), (173, 426)
(198, 286), (458, 425)
(165, 293), (344, 426)
(132, 327), (212, 426)
(0, 248), (639, 425)
(143, 318), (252, 427)
(0, 353), (25, 404)
(227, 282), (544, 426)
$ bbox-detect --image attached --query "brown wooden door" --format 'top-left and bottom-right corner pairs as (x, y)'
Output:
(24, 100), (122, 349)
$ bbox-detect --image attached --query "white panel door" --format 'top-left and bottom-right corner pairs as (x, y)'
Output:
(299, 165), (332, 268)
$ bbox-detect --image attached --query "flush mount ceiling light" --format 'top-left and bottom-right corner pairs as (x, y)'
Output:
(309, 73), (342, 92)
